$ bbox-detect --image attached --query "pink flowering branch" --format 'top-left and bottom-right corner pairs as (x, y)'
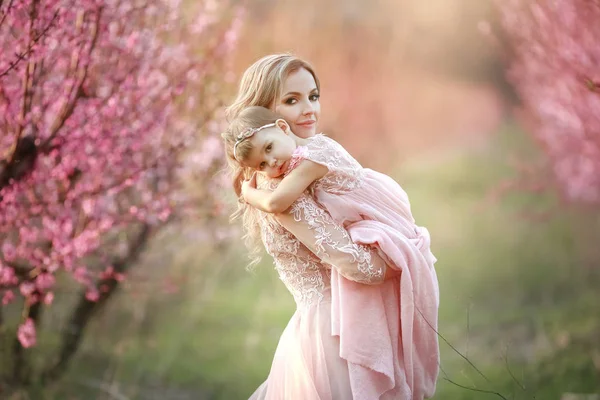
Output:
(494, 0), (600, 204)
(0, 7), (59, 79)
(45, 8), (101, 147)
(0, 0), (243, 388)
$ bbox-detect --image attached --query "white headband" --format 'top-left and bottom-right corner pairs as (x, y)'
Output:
(233, 123), (276, 161)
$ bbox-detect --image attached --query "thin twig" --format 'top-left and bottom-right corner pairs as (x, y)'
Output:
(0, 0), (14, 28)
(442, 377), (509, 400)
(502, 346), (527, 392)
(0, 9), (59, 78)
(416, 306), (490, 382)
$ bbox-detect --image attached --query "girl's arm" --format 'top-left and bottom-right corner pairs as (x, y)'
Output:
(275, 194), (400, 284)
(242, 160), (327, 214)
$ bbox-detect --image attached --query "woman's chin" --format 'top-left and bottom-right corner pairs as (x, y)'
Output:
(294, 125), (317, 138)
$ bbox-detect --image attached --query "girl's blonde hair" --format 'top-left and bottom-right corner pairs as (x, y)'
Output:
(221, 107), (288, 269)
(223, 54), (320, 269)
(225, 106), (282, 165)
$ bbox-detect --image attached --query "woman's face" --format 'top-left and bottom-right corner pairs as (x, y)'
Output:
(273, 68), (320, 139)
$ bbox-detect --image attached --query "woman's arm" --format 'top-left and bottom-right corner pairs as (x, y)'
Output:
(242, 160), (327, 214)
(275, 194), (399, 284)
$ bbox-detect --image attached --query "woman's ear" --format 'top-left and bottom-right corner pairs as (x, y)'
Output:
(275, 118), (291, 134)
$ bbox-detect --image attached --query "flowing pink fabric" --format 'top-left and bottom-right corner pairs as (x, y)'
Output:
(296, 135), (440, 399)
(250, 135), (440, 399)
(333, 220), (439, 399)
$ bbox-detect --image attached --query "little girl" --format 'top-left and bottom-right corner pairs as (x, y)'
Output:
(227, 105), (440, 399)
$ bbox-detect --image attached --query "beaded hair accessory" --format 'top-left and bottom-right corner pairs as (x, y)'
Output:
(233, 122), (276, 161)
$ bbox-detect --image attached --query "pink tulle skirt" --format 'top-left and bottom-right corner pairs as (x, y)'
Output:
(249, 286), (410, 400)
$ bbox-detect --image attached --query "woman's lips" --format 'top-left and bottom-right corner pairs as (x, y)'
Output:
(297, 120), (316, 128)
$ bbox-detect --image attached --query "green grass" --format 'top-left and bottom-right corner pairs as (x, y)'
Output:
(6, 122), (599, 399)
(400, 125), (600, 399)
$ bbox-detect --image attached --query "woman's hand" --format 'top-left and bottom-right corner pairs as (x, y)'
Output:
(241, 172), (257, 202)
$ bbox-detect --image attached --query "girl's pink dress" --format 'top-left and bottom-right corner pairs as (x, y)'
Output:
(250, 134), (439, 400)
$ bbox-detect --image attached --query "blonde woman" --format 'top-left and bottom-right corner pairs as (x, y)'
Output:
(224, 54), (439, 399)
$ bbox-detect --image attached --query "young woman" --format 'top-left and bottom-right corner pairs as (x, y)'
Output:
(224, 54), (439, 399)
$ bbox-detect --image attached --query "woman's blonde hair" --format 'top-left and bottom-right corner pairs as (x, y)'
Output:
(224, 54), (320, 268)
(225, 53), (320, 121)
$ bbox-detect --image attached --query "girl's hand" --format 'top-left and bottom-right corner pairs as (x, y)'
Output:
(241, 172), (257, 201)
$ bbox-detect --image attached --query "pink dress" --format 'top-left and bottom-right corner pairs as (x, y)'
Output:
(250, 134), (439, 400)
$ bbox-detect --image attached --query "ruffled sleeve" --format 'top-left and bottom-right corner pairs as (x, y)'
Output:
(284, 135), (364, 193)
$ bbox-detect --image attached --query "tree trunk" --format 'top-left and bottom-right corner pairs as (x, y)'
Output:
(42, 223), (152, 383)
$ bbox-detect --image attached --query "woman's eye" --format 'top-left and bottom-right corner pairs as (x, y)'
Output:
(284, 98), (297, 105)
(310, 94), (320, 101)
(266, 144), (272, 152)
(259, 162), (266, 170)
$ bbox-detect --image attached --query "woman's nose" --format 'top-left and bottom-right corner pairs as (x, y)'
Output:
(301, 100), (314, 115)
(269, 158), (277, 167)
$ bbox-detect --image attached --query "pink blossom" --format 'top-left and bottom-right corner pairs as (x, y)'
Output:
(2, 291), (15, 305)
(99, 266), (125, 281)
(496, 0), (600, 203)
(43, 292), (55, 305)
(85, 289), (100, 302)
(2, 242), (17, 262)
(19, 282), (36, 297)
(72, 267), (90, 285)
(35, 273), (56, 291)
(17, 318), (37, 348)
(0, 0), (242, 347)
(0, 267), (18, 286)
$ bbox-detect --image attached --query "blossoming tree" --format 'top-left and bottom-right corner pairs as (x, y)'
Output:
(0, 0), (241, 386)
(496, 0), (600, 204)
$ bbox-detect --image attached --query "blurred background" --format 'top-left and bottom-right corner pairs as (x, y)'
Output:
(2, 0), (599, 399)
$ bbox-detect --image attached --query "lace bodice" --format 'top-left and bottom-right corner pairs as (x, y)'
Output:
(259, 212), (332, 307)
(256, 182), (387, 308)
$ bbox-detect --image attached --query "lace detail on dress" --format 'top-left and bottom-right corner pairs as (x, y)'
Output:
(258, 212), (331, 307)
(287, 134), (365, 194)
(254, 162), (383, 307)
(290, 196), (384, 281)
(284, 146), (309, 176)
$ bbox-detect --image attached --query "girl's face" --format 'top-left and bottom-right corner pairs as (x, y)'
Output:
(273, 68), (320, 139)
(243, 123), (297, 178)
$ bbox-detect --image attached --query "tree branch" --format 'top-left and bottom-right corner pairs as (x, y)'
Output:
(0, 0), (14, 29)
(42, 223), (152, 383)
(0, 8), (59, 79)
(7, 0), (39, 168)
(12, 301), (42, 385)
(45, 7), (102, 146)
(416, 306), (490, 383)
(442, 377), (509, 400)
(1, 135), (188, 228)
